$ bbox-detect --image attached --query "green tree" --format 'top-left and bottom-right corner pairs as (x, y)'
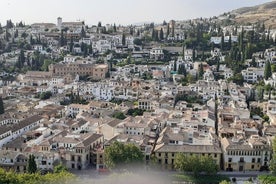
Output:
(40, 91), (52, 100)
(88, 43), (93, 54)
(69, 36), (73, 53)
(27, 154), (37, 174)
(6, 19), (13, 29)
(270, 136), (276, 174)
(81, 42), (88, 57)
(228, 34), (232, 50)
(16, 49), (25, 69)
(159, 28), (164, 40)
(272, 64), (276, 73)
(228, 73), (244, 86)
(126, 108), (145, 116)
(59, 30), (66, 46)
(166, 23), (170, 38)
(192, 48), (196, 61)
(21, 32), (28, 40)
(104, 141), (144, 169)
(174, 153), (218, 176)
(81, 26), (86, 38)
(198, 63), (204, 79)
(5, 29), (10, 41)
(258, 175), (276, 184)
(221, 34), (224, 51)
(0, 96), (4, 114)
(14, 29), (18, 38)
(30, 35), (34, 45)
(0, 167), (76, 184)
(178, 64), (187, 76)
(98, 21), (102, 27)
(113, 23), (117, 32)
(250, 57), (257, 67)
(219, 180), (231, 184)
(112, 111), (126, 120)
(41, 59), (54, 71)
(54, 164), (68, 173)
(122, 33), (126, 45)
(265, 61), (272, 80)
(133, 38), (142, 45)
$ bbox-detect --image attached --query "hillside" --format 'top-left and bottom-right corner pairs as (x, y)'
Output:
(230, 1), (276, 29)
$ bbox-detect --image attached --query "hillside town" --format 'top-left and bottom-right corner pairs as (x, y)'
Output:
(0, 12), (276, 180)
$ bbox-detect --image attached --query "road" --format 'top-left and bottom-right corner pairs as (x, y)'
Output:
(218, 171), (270, 178)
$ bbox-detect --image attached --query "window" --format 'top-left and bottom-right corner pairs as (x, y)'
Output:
(252, 158), (255, 163)
(251, 165), (255, 169)
(158, 153), (161, 157)
(228, 158), (232, 162)
(257, 158), (261, 163)
(214, 154), (217, 158)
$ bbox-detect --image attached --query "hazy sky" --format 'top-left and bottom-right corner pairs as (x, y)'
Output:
(0, 0), (274, 26)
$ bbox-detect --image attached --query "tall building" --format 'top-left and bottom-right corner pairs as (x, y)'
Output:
(57, 17), (62, 30)
(48, 62), (108, 80)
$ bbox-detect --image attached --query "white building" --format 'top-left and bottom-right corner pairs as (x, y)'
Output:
(241, 67), (264, 83)
(150, 48), (164, 60)
(0, 115), (44, 147)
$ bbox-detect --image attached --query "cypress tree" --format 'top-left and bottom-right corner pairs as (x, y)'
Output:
(113, 23), (117, 32)
(60, 30), (65, 46)
(0, 96), (4, 114)
(264, 61), (272, 80)
(198, 63), (204, 79)
(221, 34), (224, 51)
(81, 26), (86, 38)
(5, 29), (10, 42)
(98, 21), (102, 27)
(69, 36), (73, 53)
(159, 28), (164, 40)
(122, 33), (126, 45)
(88, 44), (93, 54)
(192, 48), (196, 61)
(27, 155), (37, 174)
(14, 29), (18, 38)
(151, 29), (155, 40)
(173, 60), (177, 71)
(251, 57), (257, 67)
(17, 50), (25, 69)
(166, 24), (170, 38)
(228, 34), (232, 50)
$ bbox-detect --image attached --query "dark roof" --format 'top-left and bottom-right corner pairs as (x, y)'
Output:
(107, 119), (122, 127)
(3, 137), (27, 149)
(79, 133), (103, 148)
(11, 115), (43, 132)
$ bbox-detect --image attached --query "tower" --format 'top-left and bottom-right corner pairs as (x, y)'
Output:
(57, 17), (62, 30)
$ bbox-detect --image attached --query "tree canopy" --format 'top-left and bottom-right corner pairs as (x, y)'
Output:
(174, 153), (218, 176)
(270, 136), (276, 174)
(265, 61), (272, 80)
(0, 96), (4, 114)
(27, 154), (37, 174)
(104, 141), (144, 169)
(126, 108), (145, 116)
(0, 167), (75, 184)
